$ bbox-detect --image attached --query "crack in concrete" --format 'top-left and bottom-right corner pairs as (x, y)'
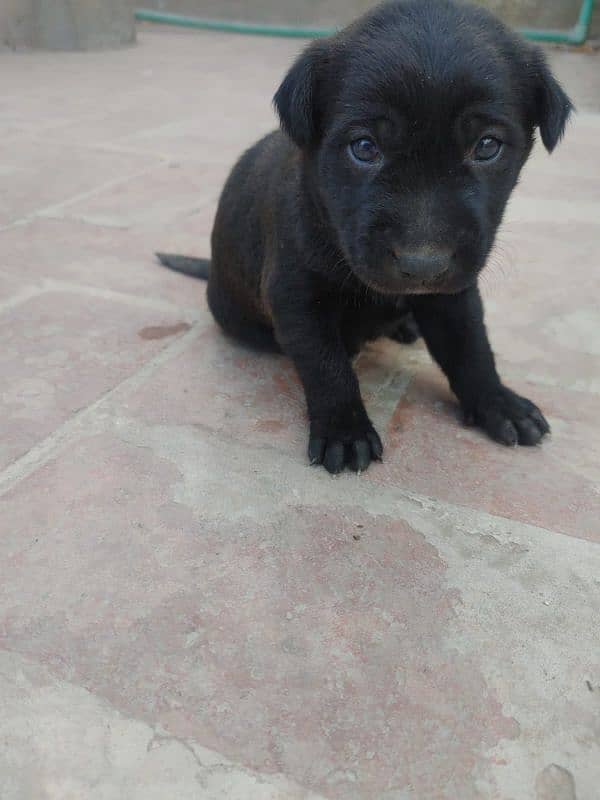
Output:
(147, 728), (207, 770)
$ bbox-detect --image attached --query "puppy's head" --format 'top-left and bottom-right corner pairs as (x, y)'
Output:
(274, 0), (572, 295)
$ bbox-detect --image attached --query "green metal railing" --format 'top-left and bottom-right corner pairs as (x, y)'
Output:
(135, 9), (330, 39)
(136, 0), (595, 45)
(520, 0), (595, 42)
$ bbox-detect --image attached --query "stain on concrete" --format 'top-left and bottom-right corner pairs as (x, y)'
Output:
(535, 764), (578, 800)
(138, 322), (191, 340)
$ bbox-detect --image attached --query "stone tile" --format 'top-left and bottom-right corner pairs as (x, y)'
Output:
(1, 431), (599, 799)
(120, 326), (306, 455)
(531, 112), (600, 158)
(119, 328), (414, 462)
(0, 30), (292, 153)
(107, 112), (277, 166)
(0, 38), (233, 137)
(0, 89), (87, 139)
(40, 97), (214, 151)
(494, 309), (600, 396)
(117, 304), (600, 541)
(0, 651), (322, 800)
(514, 169), (600, 207)
(504, 192), (599, 226)
(521, 134), (600, 183)
(0, 270), (37, 304)
(500, 115), (600, 225)
(0, 433), (517, 799)
(486, 220), (598, 325)
(0, 140), (158, 228)
(117, 301), (600, 541)
(0, 290), (193, 470)
(0, 217), (212, 308)
(38, 65), (281, 163)
(369, 363), (600, 541)
(482, 220), (600, 394)
(40, 161), (225, 230)
(0, 106), (68, 139)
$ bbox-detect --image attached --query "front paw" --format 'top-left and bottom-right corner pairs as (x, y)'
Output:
(308, 407), (383, 474)
(467, 386), (550, 446)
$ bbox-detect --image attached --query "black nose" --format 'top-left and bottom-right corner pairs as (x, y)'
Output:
(392, 247), (452, 281)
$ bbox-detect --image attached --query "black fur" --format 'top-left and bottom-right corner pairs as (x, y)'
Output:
(158, 0), (571, 473)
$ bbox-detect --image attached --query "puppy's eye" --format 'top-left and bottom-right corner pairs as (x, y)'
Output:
(349, 137), (381, 164)
(472, 136), (502, 162)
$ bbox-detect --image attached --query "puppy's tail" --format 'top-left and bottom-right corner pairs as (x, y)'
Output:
(156, 252), (210, 280)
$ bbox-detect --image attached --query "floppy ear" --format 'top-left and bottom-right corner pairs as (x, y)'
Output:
(273, 40), (330, 149)
(530, 50), (573, 153)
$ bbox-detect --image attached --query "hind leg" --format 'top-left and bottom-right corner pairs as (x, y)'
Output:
(207, 274), (280, 353)
(389, 310), (420, 344)
(342, 304), (420, 355)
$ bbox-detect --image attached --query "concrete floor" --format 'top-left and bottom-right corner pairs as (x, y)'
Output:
(1, 26), (599, 800)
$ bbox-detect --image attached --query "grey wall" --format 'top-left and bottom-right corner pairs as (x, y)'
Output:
(0, 0), (34, 48)
(139, 0), (586, 31)
(1, 0), (135, 49)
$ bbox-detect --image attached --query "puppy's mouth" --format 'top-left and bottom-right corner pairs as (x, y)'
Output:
(404, 268), (451, 293)
(344, 234), (472, 295)
(352, 263), (468, 297)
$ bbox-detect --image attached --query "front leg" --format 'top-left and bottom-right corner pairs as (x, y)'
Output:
(271, 282), (382, 473)
(410, 285), (550, 446)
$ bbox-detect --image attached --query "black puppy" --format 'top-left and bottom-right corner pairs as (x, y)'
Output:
(158, 0), (572, 474)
